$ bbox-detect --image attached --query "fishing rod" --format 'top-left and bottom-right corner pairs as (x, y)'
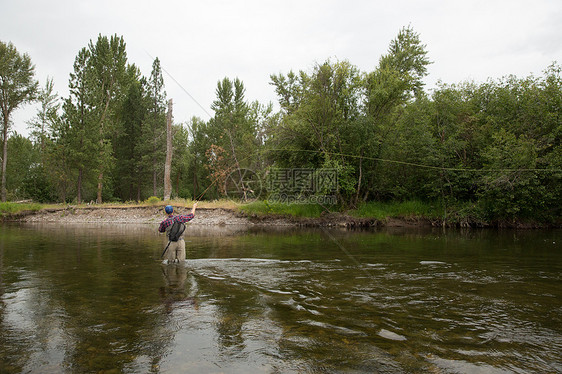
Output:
(160, 241), (172, 259)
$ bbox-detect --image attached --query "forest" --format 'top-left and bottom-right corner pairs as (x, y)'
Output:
(1, 27), (561, 224)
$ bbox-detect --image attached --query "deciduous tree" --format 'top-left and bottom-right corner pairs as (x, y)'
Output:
(0, 41), (38, 201)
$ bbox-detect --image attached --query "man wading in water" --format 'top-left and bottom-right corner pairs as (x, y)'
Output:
(158, 203), (197, 262)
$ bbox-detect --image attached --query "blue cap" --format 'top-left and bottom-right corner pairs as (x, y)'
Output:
(165, 205), (173, 214)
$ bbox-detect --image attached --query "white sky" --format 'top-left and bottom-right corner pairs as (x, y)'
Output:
(3, 0), (562, 137)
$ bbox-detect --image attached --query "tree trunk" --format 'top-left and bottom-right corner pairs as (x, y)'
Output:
(77, 167), (83, 204)
(1, 116), (8, 202)
(153, 157), (157, 197)
(163, 99), (173, 201)
(96, 172), (103, 204)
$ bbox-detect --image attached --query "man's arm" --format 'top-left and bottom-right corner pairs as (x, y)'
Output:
(178, 203), (198, 223)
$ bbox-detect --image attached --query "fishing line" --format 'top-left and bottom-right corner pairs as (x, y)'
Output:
(144, 50), (213, 119)
(191, 144), (561, 204)
(320, 227), (375, 278)
(262, 148), (561, 173)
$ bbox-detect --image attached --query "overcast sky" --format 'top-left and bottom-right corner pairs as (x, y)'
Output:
(3, 0), (562, 137)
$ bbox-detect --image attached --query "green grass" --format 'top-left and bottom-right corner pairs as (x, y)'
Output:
(239, 201), (329, 218)
(0, 202), (43, 215)
(349, 200), (443, 220)
(240, 199), (445, 220)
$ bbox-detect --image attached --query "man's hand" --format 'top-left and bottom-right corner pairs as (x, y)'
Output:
(191, 202), (198, 214)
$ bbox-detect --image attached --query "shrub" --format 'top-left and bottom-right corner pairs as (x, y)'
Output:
(145, 196), (161, 205)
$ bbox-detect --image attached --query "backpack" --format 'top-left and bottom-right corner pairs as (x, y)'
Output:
(167, 220), (186, 242)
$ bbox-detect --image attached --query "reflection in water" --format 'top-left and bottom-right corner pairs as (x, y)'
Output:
(160, 263), (197, 314)
(0, 223), (560, 373)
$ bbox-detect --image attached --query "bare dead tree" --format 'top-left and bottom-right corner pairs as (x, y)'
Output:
(164, 98), (173, 201)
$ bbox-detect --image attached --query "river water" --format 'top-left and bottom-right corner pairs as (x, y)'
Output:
(0, 223), (560, 373)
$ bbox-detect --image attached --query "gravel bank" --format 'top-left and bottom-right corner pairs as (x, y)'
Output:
(11, 206), (383, 227)
(18, 207), (254, 225)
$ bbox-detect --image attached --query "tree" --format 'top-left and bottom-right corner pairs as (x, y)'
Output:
(268, 28), (431, 206)
(142, 57), (167, 197)
(47, 109), (73, 202)
(27, 77), (60, 154)
(0, 41), (38, 201)
(479, 129), (540, 219)
(360, 26), (431, 202)
(248, 100), (279, 171)
(171, 122), (191, 198)
(212, 78), (248, 170)
(114, 72), (147, 201)
(88, 34), (128, 203)
(187, 117), (212, 199)
(5, 133), (37, 199)
(207, 77), (258, 199)
(269, 70), (303, 115)
(269, 59), (364, 205)
(65, 47), (98, 204)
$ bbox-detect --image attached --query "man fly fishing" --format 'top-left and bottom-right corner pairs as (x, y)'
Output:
(158, 202), (197, 263)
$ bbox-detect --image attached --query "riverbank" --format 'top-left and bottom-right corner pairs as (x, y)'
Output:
(5, 205), (376, 227)
(3, 202), (559, 228)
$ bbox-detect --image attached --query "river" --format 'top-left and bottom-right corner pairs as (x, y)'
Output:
(0, 223), (560, 373)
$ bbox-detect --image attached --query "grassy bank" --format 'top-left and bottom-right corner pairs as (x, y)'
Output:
(239, 199), (445, 221)
(238, 200), (560, 228)
(0, 202), (43, 215)
(239, 201), (329, 218)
